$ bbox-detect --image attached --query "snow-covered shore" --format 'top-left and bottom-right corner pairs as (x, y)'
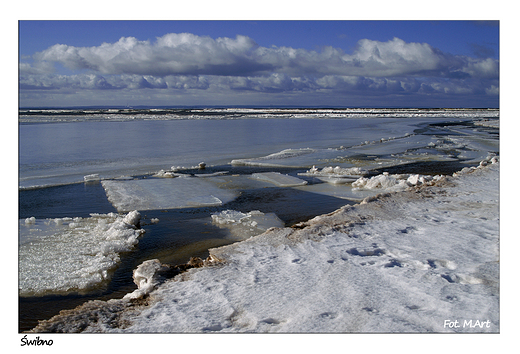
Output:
(30, 159), (499, 333)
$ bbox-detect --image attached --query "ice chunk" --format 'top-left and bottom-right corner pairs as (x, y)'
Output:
(352, 172), (441, 191)
(250, 172), (308, 187)
(123, 210), (142, 227)
(352, 174), (406, 191)
(299, 165), (369, 184)
(153, 170), (179, 178)
(18, 211), (145, 296)
(123, 259), (171, 300)
(102, 177), (239, 212)
(84, 174), (100, 182)
(211, 210), (285, 240)
(299, 165), (369, 177)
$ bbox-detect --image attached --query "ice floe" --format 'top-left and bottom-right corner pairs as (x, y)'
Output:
(102, 177), (239, 212)
(250, 172), (308, 187)
(211, 210), (285, 241)
(19, 211), (145, 296)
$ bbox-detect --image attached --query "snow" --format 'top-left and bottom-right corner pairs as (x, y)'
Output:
(31, 160), (499, 333)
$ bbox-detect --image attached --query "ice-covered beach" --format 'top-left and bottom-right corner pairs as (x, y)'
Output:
(18, 108), (500, 335)
(29, 156), (499, 333)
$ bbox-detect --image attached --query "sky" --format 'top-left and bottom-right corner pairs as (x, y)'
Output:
(19, 20), (500, 108)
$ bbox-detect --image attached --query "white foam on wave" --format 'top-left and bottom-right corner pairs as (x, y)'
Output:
(102, 177), (239, 212)
(19, 108), (499, 124)
(19, 211), (144, 296)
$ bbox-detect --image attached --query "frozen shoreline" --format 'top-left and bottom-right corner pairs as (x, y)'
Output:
(30, 158), (499, 333)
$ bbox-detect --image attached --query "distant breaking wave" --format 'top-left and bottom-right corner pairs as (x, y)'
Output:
(19, 108), (499, 123)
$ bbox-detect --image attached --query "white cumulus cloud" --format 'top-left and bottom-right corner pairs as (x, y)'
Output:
(19, 32), (499, 107)
(29, 33), (498, 80)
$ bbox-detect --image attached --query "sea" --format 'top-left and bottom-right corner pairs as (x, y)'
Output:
(18, 107), (499, 332)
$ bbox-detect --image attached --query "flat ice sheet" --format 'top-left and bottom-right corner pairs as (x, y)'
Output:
(102, 177), (239, 212)
(250, 172), (308, 187)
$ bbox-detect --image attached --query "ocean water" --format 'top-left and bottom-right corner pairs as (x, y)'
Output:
(18, 108), (498, 331)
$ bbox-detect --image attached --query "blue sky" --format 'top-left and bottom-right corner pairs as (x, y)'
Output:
(19, 20), (500, 108)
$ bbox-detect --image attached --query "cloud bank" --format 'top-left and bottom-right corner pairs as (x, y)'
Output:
(19, 33), (499, 107)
